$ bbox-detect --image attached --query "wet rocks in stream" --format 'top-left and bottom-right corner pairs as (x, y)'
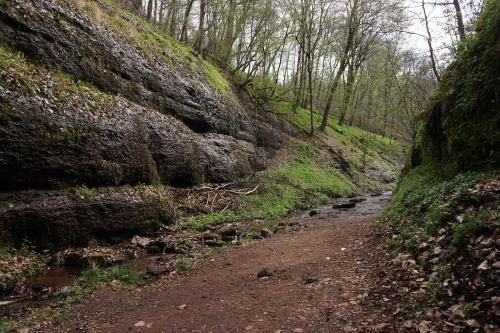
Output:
(332, 202), (356, 209)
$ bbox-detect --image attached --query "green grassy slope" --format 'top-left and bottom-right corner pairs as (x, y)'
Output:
(185, 102), (404, 230)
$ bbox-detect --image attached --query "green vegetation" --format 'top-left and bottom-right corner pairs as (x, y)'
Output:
(0, 241), (49, 294)
(0, 319), (13, 333)
(185, 140), (353, 230)
(186, 115), (403, 231)
(408, 0), (500, 175)
(383, 167), (497, 251)
(272, 101), (402, 178)
(71, 185), (97, 199)
(62, 263), (143, 304)
(174, 258), (192, 271)
(384, 0), (500, 252)
(65, 0), (228, 94)
(110, 264), (143, 286)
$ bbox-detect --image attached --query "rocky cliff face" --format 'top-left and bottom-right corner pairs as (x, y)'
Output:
(0, 0), (293, 249)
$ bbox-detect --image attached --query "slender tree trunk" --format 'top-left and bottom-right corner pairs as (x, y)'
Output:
(339, 59), (355, 126)
(319, 0), (357, 131)
(453, 0), (466, 42)
(180, 0), (195, 42)
(195, 0), (206, 53)
(221, 0), (237, 67)
(146, 0), (154, 21)
(422, 0), (441, 82)
(169, 0), (178, 37)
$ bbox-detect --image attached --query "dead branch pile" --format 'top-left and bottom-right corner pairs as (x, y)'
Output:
(177, 182), (259, 215)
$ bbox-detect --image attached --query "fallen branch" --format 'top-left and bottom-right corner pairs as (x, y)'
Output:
(227, 184), (259, 195)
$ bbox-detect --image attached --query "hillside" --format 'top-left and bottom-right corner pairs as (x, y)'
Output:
(381, 0), (500, 330)
(0, 0), (404, 316)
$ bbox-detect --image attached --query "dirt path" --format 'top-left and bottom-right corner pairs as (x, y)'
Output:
(40, 194), (397, 333)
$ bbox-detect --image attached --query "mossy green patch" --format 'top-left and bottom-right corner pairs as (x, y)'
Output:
(71, 185), (97, 199)
(174, 257), (192, 271)
(408, 0), (500, 175)
(63, 263), (143, 304)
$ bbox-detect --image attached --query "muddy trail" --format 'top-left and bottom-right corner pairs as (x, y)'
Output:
(22, 192), (398, 333)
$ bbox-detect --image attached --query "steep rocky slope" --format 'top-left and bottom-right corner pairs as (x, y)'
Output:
(0, 0), (291, 190)
(383, 1), (499, 330)
(0, 0), (296, 249)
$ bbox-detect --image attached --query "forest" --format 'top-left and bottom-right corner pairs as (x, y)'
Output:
(123, 0), (481, 140)
(0, 0), (498, 332)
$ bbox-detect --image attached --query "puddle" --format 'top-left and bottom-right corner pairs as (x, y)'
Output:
(0, 254), (168, 317)
(0, 266), (81, 317)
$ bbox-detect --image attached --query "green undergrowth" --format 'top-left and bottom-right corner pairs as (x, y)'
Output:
(0, 241), (49, 295)
(408, 0), (500, 174)
(184, 101), (404, 231)
(63, 0), (228, 94)
(272, 101), (403, 182)
(186, 139), (367, 230)
(174, 257), (192, 272)
(61, 263), (143, 305)
(382, 166), (498, 253)
(273, 102), (401, 157)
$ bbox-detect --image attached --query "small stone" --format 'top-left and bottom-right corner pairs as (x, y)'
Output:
(293, 329), (303, 333)
(465, 319), (480, 328)
(131, 235), (150, 247)
(219, 226), (237, 237)
(478, 260), (489, 270)
(147, 264), (170, 276)
(205, 239), (224, 247)
(332, 202), (356, 209)
(202, 232), (220, 240)
(303, 275), (319, 284)
(260, 228), (273, 238)
(134, 321), (146, 327)
(257, 268), (273, 278)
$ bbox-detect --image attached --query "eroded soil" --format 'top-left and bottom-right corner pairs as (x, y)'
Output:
(32, 193), (400, 332)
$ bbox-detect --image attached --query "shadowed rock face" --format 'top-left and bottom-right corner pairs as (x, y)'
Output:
(0, 187), (176, 251)
(0, 0), (295, 249)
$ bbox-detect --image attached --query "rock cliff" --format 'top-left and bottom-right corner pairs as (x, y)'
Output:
(0, 0), (293, 249)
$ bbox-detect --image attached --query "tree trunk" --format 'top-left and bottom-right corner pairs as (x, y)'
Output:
(146, 0), (154, 21)
(319, 0), (357, 131)
(339, 59), (355, 126)
(453, 0), (466, 42)
(422, 0), (441, 82)
(180, 0), (195, 42)
(194, 0), (206, 53)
